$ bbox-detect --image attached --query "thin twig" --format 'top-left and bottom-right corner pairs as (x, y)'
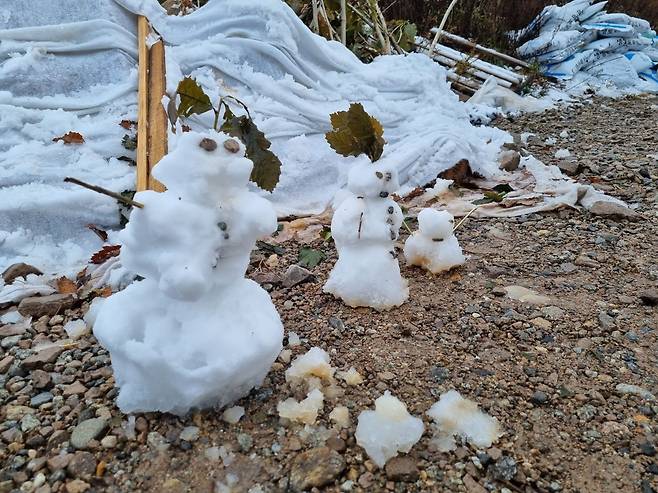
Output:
(367, 0), (389, 55)
(311, 0), (320, 34)
(402, 219), (413, 234)
(429, 0), (460, 57)
(453, 205), (478, 231)
(64, 177), (145, 209)
(340, 0), (347, 45)
(357, 212), (364, 239)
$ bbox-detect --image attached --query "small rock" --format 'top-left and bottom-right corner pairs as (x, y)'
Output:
(47, 454), (72, 471)
(30, 392), (54, 407)
(282, 265), (315, 288)
(640, 442), (657, 457)
(574, 255), (599, 268)
(66, 452), (96, 479)
(179, 426), (200, 442)
(237, 433), (253, 452)
(0, 355), (14, 373)
(492, 456), (517, 481)
(0, 324), (27, 337)
(21, 414), (40, 432)
(384, 456), (419, 482)
(326, 436), (346, 453)
(22, 346), (65, 369)
(18, 294), (77, 318)
(499, 151), (520, 172)
(639, 290), (658, 307)
(2, 263), (42, 284)
(463, 474), (488, 493)
(65, 479), (90, 493)
(616, 384), (655, 401)
(557, 160), (580, 176)
(62, 381), (87, 396)
(70, 418), (108, 450)
(31, 369), (51, 389)
(598, 312), (615, 330)
(289, 447), (346, 492)
(100, 435), (117, 449)
(589, 201), (639, 221)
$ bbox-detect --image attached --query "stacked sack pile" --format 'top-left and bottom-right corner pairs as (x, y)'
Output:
(514, 0), (658, 91)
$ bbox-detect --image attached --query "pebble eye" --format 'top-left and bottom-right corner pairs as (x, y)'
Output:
(387, 206), (394, 214)
(379, 191), (389, 198)
(199, 138), (217, 151)
(375, 171), (384, 179)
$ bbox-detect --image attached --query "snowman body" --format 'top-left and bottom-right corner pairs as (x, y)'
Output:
(93, 132), (283, 415)
(404, 209), (465, 274)
(324, 163), (408, 310)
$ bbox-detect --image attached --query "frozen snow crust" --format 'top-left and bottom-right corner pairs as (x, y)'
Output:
(93, 131), (283, 415)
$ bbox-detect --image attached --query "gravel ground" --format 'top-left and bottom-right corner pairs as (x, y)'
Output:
(1, 95), (657, 493)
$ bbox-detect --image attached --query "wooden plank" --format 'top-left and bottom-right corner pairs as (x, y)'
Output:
(136, 16), (149, 193)
(418, 47), (513, 89)
(430, 28), (531, 69)
(147, 39), (167, 193)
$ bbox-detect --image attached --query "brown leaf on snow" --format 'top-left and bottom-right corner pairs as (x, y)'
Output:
(52, 131), (85, 144)
(86, 224), (108, 242)
(119, 120), (137, 129)
(90, 245), (121, 264)
(56, 276), (78, 294)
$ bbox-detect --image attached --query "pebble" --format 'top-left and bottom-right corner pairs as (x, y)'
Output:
(282, 265), (315, 288)
(21, 346), (65, 369)
(2, 262), (42, 284)
(384, 456), (419, 482)
(66, 451), (96, 479)
(18, 294), (77, 318)
(100, 435), (117, 449)
(492, 456), (517, 481)
(179, 426), (200, 442)
(289, 447), (346, 492)
(531, 391), (549, 405)
(237, 433), (253, 452)
(70, 418), (108, 450)
(616, 384), (655, 401)
(30, 392), (54, 407)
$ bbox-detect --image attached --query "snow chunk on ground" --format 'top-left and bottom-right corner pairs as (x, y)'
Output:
(222, 406), (245, 424)
(355, 391), (424, 467)
(426, 390), (501, 452)
(329, 406), (350, 429)
(555, 148), (572, 159)
(63, 319), (88, 339)
(287, 331), (301, 346)
(336, 367), (364, 385)
(277, 388), (324, 425)
(285, 347), (335, 387)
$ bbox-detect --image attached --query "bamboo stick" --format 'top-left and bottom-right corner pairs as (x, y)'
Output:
(430, 29), (530, 69)
(136, 16), (149, 193)
(147, 38), (167, 193)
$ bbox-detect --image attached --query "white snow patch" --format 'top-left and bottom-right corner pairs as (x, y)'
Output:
(355, 391), (424, 467)
(336, 367), (364, 386)
(329, 406), (351, 429)
(285, 347), (335, 387)
(287, 331), (301, 347)
(427, 390), (502, 452)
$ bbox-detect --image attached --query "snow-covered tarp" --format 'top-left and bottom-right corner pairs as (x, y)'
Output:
(514, 0), (658, 94)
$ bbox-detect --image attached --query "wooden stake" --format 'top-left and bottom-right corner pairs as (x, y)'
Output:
(147, 39), (167, 193)
(136, 16), (149, 193)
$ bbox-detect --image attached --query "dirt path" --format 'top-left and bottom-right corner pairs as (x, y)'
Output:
(1, 95), (657, 493)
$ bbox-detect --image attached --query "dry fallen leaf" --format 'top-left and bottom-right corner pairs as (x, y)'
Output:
(56, 276), (78, 294)
(119, 120), (137, 129)
(86, 224), (108, 242)
(90, 245), (121, 264)
(52, 131), (85, 144)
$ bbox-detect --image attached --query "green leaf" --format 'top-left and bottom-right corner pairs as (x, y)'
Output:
(220, 114), (282, 192)
(320, 227), (333, 242)
(325, 103), (386, 162)
(298, 247), (326, 269)
(176, 77), (213, 118)
(493, 184), (514, 194)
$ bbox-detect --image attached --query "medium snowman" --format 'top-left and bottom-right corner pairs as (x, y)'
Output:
(323, 162), (409, 310)
(404, 208), (465, 274)
(93, 131), (283, 415)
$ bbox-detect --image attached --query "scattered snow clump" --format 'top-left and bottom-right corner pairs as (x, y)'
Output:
(555, 148), (572, 159)
(426, 390), (501, 452)
(64, 319), (88, 339)
(324, 163), (408, 310)
(287, 331), (301, 346)
(329, 406), (351, 428)
(404, 209), (465, 273)
(285, 347), (335, 388)
(92, 131), (283, 415)
(277, 388), (324, 424)
(355, 391), (424, 467)
(336, 367), (364, 385)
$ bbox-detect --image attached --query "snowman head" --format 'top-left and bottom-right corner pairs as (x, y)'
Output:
(418, 209), (454, 240)
(346, 163), (400, 199)
(153, 131), (253, 205)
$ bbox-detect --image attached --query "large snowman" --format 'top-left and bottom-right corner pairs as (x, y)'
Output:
(93, 131), (283, 415)
(323, 162), (409, 310)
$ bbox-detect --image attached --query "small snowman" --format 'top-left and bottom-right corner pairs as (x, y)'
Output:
(404, 208), (465, 273)
(93, 131), (283, 415)
(323, 162), (409, 310)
